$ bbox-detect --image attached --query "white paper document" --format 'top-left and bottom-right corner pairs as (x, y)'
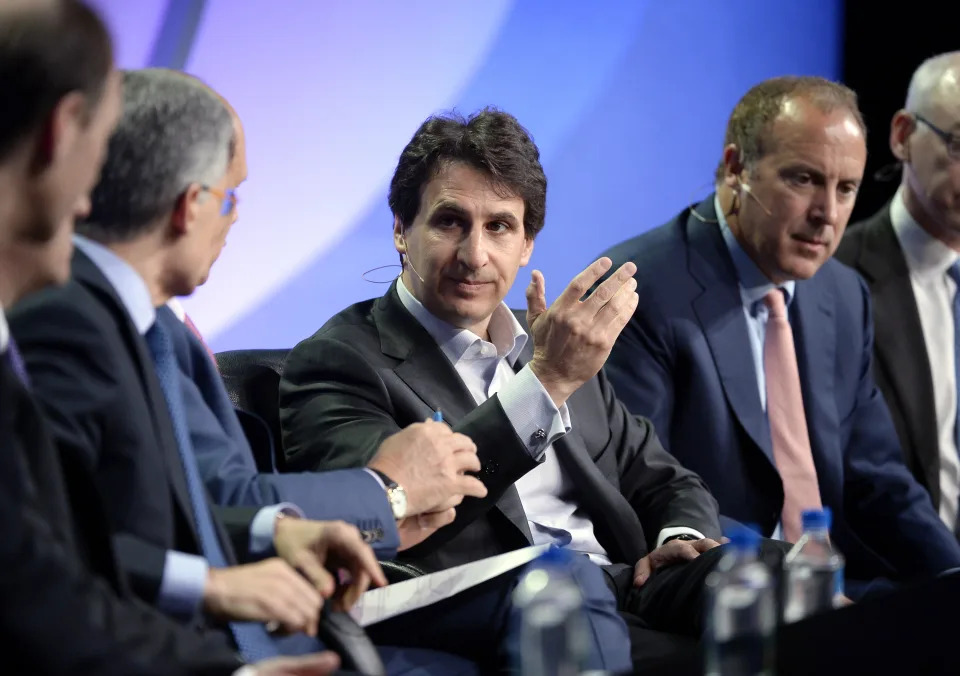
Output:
(351, 544), (550, 627)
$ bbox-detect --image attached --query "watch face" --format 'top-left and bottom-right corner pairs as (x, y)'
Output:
(389, 486), (407, 520)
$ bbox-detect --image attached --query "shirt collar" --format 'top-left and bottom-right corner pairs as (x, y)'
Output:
(73, 235), (156, 335)
(396, 277), (527, 366)
(715, 193), (796, 311)
(0, 305), (8, 353)
(890, 185), (960, 280)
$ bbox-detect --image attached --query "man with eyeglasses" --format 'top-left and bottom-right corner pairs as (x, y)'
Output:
(837, 51), (960, 538)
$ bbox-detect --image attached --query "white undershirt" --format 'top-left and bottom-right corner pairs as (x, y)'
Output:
(891, 187), (960, 529)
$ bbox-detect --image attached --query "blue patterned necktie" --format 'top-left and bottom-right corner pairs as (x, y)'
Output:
(948, 262), (960, 536)
(145, 320), (277, 661)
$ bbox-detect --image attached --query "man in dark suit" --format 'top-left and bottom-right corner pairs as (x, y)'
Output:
(0, 2), (340, 674)
(11, 69), (626, 674)
(836, 52), (960, 535)
(10, 67), (487, 675)
(277, 108), (756, 670)
(598, 75), (960, 599)
(163, 93), (486, 557)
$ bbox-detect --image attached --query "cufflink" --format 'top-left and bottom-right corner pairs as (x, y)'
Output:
(531, 428), (547, 444)
(360, 528), (384, 543)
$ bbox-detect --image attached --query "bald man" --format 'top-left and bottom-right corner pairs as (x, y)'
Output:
(837, 52), (960, 537)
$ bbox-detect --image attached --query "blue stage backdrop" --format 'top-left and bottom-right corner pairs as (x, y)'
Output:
(89, 0), (842, 351)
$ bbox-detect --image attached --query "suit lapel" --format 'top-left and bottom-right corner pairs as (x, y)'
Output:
(72, 251), (200, 538)
(686, 201), (775, 466)
(856, 210), (939, 494)
(791, 277), (843, 503)
(375, 284), (533, 541)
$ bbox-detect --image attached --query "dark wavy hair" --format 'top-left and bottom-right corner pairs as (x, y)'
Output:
(388, 107), (547, 239)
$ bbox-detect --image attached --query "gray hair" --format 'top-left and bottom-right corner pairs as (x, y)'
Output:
(905, 51), (960, 114)
(80, 67), (233, 242)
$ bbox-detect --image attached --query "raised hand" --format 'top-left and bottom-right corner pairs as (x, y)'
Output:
(526, 257), (639, 407)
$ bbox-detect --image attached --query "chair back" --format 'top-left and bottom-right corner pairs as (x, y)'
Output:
(215, 348), (289, 471)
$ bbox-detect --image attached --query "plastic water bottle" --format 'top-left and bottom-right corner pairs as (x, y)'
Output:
(512, 547), (590, 676)
(704, 525), (776, 676)
(782, 507), (845, 623)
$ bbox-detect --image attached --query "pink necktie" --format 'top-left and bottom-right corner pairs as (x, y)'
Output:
(763, 289), (822, 542)
(183, 312), (218, 368)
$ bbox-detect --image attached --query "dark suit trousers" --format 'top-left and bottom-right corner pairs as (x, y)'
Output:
(367, 554), (632, 674)
(603, 540), (792, 675)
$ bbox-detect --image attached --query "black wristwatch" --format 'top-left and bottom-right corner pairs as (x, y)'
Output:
(372, 469), (407, 521)
(663, 533), (700, 544)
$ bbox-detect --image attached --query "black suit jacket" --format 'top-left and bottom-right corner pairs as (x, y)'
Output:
(9, 250), (257, 608)
(0, 352), (243, 674)
(835, 204), (942, 508)
(278, 282), (721, 572)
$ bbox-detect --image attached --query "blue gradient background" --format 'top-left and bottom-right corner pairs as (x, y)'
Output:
(88, 0), (842, 351)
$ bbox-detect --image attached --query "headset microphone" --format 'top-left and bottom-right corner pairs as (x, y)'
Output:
(740, 181), (773, 217)
(400, 234), (425, 283)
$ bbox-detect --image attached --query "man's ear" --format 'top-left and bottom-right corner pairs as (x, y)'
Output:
(171, 183), (204, 236)
(393, 215), (406, 255)
(520, 235), (534, 267)
(37, 91), (87, 166)
(721, 143), (746, 190)
(890, 109), (915, 163)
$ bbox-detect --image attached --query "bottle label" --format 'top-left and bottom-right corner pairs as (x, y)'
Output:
(833, 564), (845, 603)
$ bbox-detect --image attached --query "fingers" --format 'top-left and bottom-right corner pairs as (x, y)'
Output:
(693, 538), (721, 553)
(277, 565), (324, 637)
(633, 555), (652, 587)
(292, 550), (337, 599)
(525, 270), (548, 325)
(454, 474), (488, 499)
(649, 541), (701, 570)
(584, 261), (637, 313)
(345, 533), (387, 590)
(257, 561), (322, 636)
(556, 257), (613, 308)
(597, 279), (639, 341)
(416, 507), (456, 530)
(451, 446), (482, 473)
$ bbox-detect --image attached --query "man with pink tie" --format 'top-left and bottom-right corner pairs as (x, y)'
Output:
(597, 75), (960, 599)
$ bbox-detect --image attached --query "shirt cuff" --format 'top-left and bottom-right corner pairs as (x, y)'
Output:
(156, 550), (208, 618)
(364, 467), (387, 490)
(656, 526), (706, 548)
(249, 503), (304, 556)
(497, 363), (572, 460)
(233, 668), (256, 676)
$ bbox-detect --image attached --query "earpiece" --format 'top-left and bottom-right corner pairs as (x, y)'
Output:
(399, 233), (425, 284)
(738, 178), (773, 216)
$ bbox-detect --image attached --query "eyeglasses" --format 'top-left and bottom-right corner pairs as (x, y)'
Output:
(200, 185), (239, 216)
(914, 114), (960, 160)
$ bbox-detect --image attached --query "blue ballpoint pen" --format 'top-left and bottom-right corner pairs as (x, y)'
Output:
(432, 410), (444, 422)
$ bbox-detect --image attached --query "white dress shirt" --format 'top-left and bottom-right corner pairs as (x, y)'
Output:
(397, 279), (702, 564)
(0, 305), (8, 353)
(890, 187), (960, 529)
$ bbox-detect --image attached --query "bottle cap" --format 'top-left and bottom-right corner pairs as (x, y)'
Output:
(724, 524), (761, 552)
(801, 507), (832, 531)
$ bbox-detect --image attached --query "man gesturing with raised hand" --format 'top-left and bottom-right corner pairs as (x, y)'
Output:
(525, 258), (638, 407)
(279, 109), (739, 671)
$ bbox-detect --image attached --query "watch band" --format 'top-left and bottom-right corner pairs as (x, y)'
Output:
(371, 469), (398, 490)
(663, 533), (700, 544)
